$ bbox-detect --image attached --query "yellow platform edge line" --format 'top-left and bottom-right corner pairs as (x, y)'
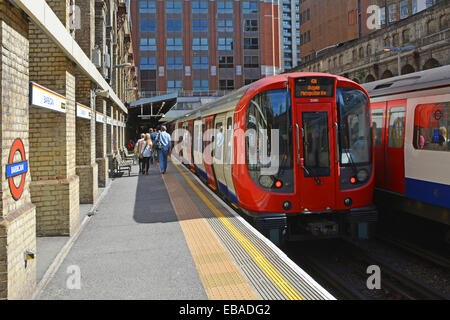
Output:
(172, 161), (305, 301)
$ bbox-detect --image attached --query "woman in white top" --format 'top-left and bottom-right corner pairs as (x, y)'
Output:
(140, 133), (153, 175)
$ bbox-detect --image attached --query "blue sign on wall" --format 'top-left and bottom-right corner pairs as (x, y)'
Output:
(6, 161), (28, 179)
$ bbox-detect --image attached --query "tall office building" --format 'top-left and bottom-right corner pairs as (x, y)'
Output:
(280, 0), (302, 70)
(130, 0), (282, 98)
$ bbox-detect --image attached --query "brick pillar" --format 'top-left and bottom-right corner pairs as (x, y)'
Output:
(75, 0), (98, 204)
(29, 0), (80, 237)
(95, 98), (109, 187)
(0, 0), (37, 299)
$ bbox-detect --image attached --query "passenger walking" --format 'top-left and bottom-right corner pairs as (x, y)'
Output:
(149, 128), (157, 164)
(155, 126), (171, 174)
(137, 133), (145, 174)
(141, 134), (153, 175)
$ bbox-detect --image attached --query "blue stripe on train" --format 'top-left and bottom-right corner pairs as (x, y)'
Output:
(196, 167), (238, 207)
(405, 178), (450, 209)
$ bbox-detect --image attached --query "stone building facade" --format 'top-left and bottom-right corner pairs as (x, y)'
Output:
(0, 0), (136, 299)
(292, 1), (449, 83)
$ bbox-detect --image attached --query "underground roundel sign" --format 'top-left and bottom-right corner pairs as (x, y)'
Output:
(5, 138), (28, 201)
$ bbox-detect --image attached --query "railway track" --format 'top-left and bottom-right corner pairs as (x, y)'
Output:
(376, 234), (450, 269)
(344, 240), (450, 300)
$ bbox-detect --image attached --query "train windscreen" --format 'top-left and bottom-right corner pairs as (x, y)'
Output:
(336, 88), (372, 166)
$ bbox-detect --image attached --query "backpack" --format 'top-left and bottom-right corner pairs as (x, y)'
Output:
(154, 133), (162, 151)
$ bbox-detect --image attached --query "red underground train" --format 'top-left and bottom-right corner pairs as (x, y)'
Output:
(170, 73), (377, 244)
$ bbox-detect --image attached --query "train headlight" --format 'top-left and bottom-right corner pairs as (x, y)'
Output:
(357, 169), (369, 182)
(259, 175), (274, 188)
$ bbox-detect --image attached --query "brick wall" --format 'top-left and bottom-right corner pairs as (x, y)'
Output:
(0, 0), (36, 300)
(28, 0), (80, 236)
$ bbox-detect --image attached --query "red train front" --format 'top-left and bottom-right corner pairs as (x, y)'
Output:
(173, 73), (377, 244)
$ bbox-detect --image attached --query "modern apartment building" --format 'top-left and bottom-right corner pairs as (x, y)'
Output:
(130, 0), (282, 98)
(280, 0), (302, 70)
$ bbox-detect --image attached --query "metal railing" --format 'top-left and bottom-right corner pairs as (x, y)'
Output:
(139, 89), (230, 99)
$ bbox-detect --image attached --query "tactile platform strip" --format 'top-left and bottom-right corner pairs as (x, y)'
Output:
(170, 161), (333, 300)
(162, 171), (259, 300)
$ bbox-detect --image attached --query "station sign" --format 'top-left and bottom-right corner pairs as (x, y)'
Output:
(76, 103), (92, 120)
(295, 77), (335, 98)
(30, 82), (67, 113)
(6, 138), (28, 201)
(96, 112), (105, 123)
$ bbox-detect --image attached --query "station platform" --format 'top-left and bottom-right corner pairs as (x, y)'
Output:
(35, 160), (334, 300)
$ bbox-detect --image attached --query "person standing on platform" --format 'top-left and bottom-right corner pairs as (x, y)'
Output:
(137, 133), (145, 174)
(149, 128), (157, 164)
(155, 126), (171, 174)
(141, 134), (153, 175)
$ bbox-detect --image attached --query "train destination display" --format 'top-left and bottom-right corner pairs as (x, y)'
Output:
(295, 77), (335, 98)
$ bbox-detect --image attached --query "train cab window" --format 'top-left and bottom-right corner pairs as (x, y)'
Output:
(337, 88), (372, 165)
(371, 109), (384, 147)
(246, 89), (294, 193)
(388, 107), (405, 148)
(413, 102), (450, 151)
(302, 111), (330, 177)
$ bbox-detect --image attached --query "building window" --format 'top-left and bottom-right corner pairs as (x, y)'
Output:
(244, 56), (259, 68)
(218, 56), (233, 68)
(193, 38), (208, 50)
(140, 19), (155, 32)
(193, 19), (208, 32)
(193, 80), (208, 92)
(218, 38), (233, 50)
(192, 1), (208, 13)
(217, 1), (233, 13)
(166, 1), (182, 13)
(167, 20), (182, 32)
(243, 1), (258, 14)
(166, 38), (182, 51)
(219, 79), (234, 91)
(244, 19), (258, 32)
(245, 78), (257, 85)
(140, 57), (156, 70)
(402, 29), (410, 43)
(388, 4), (397, 23)
(217, 20), (233, 32)
(400, 0), (409, 19)
(193, 56), (209, 69)
(140, 1), (156, 13)
(244, 38), (258, 49)
(140, 38), (156, 51)
(167, 80), (183, 92)
(167, 57), (183, 69)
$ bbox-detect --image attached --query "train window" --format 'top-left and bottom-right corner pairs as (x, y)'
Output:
(388, 107), (405, 148)
(337, 88), (372, 165)
(226, 117), (233, 164)
(302, 111), (330, 177)
(371, 109), (384, 147)
(413, 102), (450, 151)
(215, 122), (224, 162)
(246, 89), (294, 193)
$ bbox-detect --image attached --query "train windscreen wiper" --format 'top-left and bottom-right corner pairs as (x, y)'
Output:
(302, 165), (322, 185)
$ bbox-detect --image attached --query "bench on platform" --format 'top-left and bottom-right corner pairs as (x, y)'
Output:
(113, 153), (132, 177)
(123, 148), (136, 164)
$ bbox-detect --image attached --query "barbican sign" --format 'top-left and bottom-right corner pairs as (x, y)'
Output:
(5, 138), (28, 201)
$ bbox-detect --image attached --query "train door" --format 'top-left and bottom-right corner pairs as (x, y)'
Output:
(385, 100), (406, 194)
(223, 113), (237, 205)
(371, 102), (387, 188)
(213, 115), (227, 196)
(203, 116), (217, 190)
(296, 104), (337, 211)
